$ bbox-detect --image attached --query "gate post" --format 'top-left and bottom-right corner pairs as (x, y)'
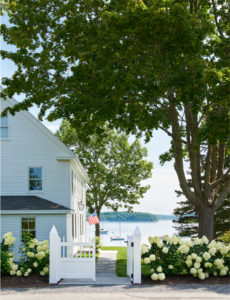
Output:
(133, 226), (141, 284)
(92, 238), (96, 282)
(49, 225), (60, 284)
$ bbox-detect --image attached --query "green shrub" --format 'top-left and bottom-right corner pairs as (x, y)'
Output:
(142, 235), (230, 281)
(17, 232), (49, 276)
(95, 237), (102, 253)
(0, 232), (18, 275)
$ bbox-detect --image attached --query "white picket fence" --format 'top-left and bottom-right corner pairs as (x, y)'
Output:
(127, 226), (141, 284)
(49, 226), (96, 283)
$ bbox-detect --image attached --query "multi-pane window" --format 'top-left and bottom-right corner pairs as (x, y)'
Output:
(21, 218), (36, 238)
(0, 115), (8, 138)
(29, 168), (42, 190)
(72, 213), (78, 239)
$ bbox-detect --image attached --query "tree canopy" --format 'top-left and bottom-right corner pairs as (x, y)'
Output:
(1, 0), (230, 239)
(56, 120), (153, 236)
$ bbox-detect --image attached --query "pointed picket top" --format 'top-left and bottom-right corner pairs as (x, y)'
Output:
(50, 225), (58, 235)
(134, 226), (141, 235)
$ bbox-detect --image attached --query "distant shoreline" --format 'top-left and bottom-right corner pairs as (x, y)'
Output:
(91, 211), (176, 222)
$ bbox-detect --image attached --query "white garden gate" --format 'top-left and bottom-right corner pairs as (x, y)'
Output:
(126, 226), (141, 284)
(49, 226), (96, 283)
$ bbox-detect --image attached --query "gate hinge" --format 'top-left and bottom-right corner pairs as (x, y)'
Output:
(131, 242), (134, 247)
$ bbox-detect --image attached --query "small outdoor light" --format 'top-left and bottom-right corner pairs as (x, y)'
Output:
(78, 201), (84, 211)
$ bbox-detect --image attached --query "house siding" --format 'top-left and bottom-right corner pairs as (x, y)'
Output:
(0, 214), (67, 260)
(0, 99), (71, 208)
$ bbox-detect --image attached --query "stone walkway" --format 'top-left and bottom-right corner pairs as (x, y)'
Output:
(59, 250), (130, 285)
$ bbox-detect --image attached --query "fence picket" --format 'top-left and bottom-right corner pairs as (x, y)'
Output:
(49, 226), (96, 284)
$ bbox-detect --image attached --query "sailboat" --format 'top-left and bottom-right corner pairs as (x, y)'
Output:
(111, 222), (124, 241)
(95, 223), (108, 234)
(100, 223), (108, 234)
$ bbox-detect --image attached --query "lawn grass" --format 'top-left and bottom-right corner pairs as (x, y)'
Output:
(101, 246), (127, 277)
(100, 246), (152, 277)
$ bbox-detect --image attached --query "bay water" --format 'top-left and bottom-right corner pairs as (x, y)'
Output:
(86, 220), (176, 246)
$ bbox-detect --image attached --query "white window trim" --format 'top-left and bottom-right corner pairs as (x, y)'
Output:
(21, 216), (36, 238)
(0, 115), (9, 140)
(28, 167), (43, 193)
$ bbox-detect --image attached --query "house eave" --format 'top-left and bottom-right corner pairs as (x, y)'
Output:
(1, 209), (72, 215)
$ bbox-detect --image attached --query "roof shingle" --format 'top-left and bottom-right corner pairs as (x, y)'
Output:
(1, 196), (69, 211)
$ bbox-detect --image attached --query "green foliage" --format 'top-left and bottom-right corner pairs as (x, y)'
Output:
(56, 121), (153, 232)
(1, 0), (230, 239)
(173, 190), (230, 239)
(0, 232), (17, 276)
(219, 231), (230, 244)
(99, 212), (158, 222)
(142, 235), (230, 281)
(95, 237), (101, 253)
(18, 235), (49, 276)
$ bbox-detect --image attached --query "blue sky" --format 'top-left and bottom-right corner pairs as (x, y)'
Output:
(1, 15), (186, 214)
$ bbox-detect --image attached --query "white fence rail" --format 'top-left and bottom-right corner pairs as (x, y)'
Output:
(49, 226), (96, 283)
(126, 226), (141, 284)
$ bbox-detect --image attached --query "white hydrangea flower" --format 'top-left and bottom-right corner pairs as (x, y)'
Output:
(141, 245), (149, 254)
(170, 235), (178, 245)
(193, 238), (201, 245)
(158, 273), (165, 281)
(190, 268), (197, 275)
(156, 266), (162, 273)
(208, 247), (217, 256)
(203, 252), (211, 261)
(144, 257), (151, 264)
(186, 260), (193, 267)
(196, 256), (202, 263)
(151, 273), (158, 281)
(201, 236), (209, 245)
(10, 270), (16, 275)
(149, 254), (156, 261)
(191, 253), (197, 260)
(194, 262), (201, 269)
(168, 265), (174, 270)
(198, 272), (205, 280)
(157, 241), (164, 248)
(162, 247), (168, 254)
(36, 251), (45, 260)
(178, 244), (189, 254)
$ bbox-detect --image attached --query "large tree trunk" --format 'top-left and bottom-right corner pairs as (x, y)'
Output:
(95, 210), (101, 238)
(198, 202), (215, 240)
(95, 223), (100, 238)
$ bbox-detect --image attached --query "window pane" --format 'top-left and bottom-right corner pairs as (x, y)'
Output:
(29, 168), (36, 178)
(1, 128), (8, 138)
(30, 179), (42, 190)
(22, 219), (28, 229)
(29, 219), (35, 229)
(35, 168), (42, 179)
(1, 116), (8, 127)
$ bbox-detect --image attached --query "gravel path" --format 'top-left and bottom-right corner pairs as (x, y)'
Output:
(1, 284), (230, 300)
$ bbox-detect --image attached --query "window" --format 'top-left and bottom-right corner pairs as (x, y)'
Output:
(72, 213), (78, 239)
(29, 168), (42, 190)
(21, 218), (36, 238)
(0, 115), (8, 138)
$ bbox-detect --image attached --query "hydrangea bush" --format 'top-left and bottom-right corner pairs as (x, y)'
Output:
(17, 232), (49, 276)
(0, 232), (49, 277)
(0, 232), (18, 275)
(142, 235), (230, 281)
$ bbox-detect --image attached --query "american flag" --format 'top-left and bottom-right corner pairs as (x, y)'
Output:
(88, 212), (100, 225)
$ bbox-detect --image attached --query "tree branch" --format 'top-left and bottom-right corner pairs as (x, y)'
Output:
(168, 88), (196, 203)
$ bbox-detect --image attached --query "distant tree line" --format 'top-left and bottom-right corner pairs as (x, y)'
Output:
(88, 212), (175, 222)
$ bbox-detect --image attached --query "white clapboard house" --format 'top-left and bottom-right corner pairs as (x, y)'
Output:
(0, 95), (89, 259)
